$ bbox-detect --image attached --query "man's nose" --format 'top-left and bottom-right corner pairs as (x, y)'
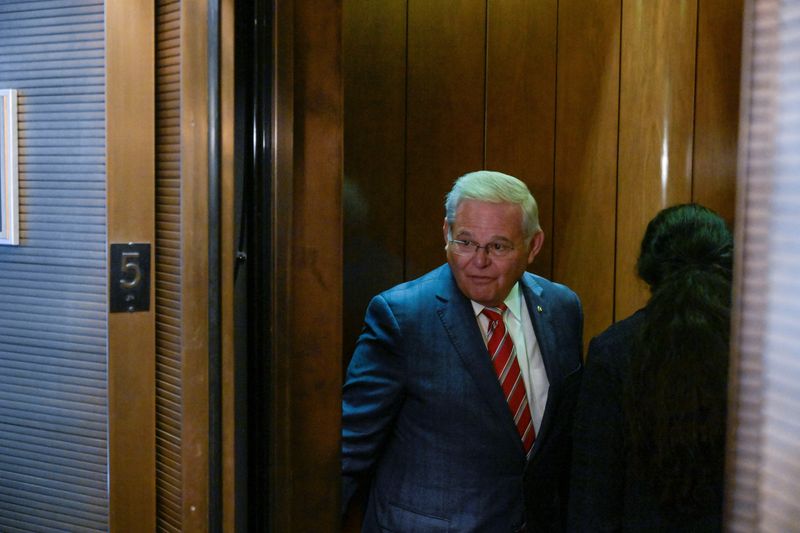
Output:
(472, 247), (491, 266)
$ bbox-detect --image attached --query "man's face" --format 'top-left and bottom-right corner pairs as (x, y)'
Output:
(444, 199), (544, 307)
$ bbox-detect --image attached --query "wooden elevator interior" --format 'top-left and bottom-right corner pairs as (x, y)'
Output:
(343, 0), (744, 365)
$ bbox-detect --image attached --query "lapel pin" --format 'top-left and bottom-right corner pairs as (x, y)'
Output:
(537, 305), (543, 313)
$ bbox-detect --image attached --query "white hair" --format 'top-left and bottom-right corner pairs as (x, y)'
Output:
(445, 170), (540, 238)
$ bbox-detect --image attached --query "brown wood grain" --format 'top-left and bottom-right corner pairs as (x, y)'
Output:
(553, 0), (621, 348)
(615, 0), (697, 321)
(270, 1), (294, 531)
(693, 0), (744, 226)
(486, 0), (557, 279)
(106, 0), (156, 530)
(220, 0), (236, 529)
(343, 0), (407, 367)
(405, 0), (486, 280)
(180, 0), (210, 530)
(272, 0), (344, 531)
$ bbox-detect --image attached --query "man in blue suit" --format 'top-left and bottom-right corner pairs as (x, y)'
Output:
(342, 170), (583, 532)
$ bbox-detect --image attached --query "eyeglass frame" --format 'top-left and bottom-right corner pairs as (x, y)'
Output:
(446, 229), (517, 258)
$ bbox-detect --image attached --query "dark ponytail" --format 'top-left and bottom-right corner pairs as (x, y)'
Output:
(624, 204), (733, 515)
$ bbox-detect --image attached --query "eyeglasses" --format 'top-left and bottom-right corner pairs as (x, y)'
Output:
(448, 238), (515, 258)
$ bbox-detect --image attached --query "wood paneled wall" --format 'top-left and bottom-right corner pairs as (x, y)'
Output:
(486, 0), (558, 280)
(344, 0), (743, 352)
(553, 0), (620, 350)
(615, 1), (698, 319)
(272, 0), (344, 530)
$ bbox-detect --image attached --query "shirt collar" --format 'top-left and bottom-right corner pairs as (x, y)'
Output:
(471, 282), (522, 319)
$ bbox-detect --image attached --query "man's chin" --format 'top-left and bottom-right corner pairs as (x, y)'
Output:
(464, 288), (501, 307)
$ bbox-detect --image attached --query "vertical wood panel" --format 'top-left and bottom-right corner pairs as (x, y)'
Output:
(107, 0), (156, 530)
(271, 0), (294, 530)
(616, 0), (698, 320)
(693, 0), (744, 225)
(341, 3), (403, 527)
(272, 0), (343, 530)
(553, 0), (621, 346)
(406, 0), (485, 279)
(343, 0), (406, 363)
(220, 0), (236, 529)
(181, 0), (209, 530)
(486, 0), (557, 279)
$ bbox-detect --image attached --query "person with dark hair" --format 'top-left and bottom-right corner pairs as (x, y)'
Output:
(567, 203), (733, 532)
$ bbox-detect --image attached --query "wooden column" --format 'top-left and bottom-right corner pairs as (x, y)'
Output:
(220, 0), (237, 529)
(180, 0), (211, 530)
(106, 1), (156, 530)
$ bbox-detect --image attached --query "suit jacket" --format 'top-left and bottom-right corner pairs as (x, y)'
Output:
(342, 264), (583, 532)
(567, 310), (723, 532)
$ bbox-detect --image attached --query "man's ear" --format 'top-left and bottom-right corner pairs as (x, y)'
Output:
(442, 219), (450, 246)
(527, 230), (545, 264)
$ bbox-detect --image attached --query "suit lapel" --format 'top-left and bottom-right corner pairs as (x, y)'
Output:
(520, 274), (564, 455)
(520, 275), (561, 387)
(435, 268), (523, 443)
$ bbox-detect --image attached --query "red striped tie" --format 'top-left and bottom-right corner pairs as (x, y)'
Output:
(483, 305), (535, 454)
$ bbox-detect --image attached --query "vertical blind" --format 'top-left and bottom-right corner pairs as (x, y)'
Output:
(755, 0), (800, 528)
(0, 0), (108, 531)
(728, 0), (800, 530)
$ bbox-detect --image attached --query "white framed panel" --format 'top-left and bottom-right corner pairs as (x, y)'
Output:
(0, 88), (18, 245)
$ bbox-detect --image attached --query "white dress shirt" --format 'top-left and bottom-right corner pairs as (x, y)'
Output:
(472, 282), (549, 434)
